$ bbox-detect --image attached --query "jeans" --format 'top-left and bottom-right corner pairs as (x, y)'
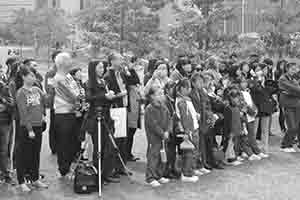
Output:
(54, 113), (78, 176)
(127, 128), (136, 158)
(0, 123), (11, 177)
(279, 105), (286, 132)
(260, 116), (271, 153)
(16, 126), (42, 184)
(145, 142), (165, 182)
(48, 109), (57, 154)
(247, 118), (261, 155)
(281, 108), (300, 148)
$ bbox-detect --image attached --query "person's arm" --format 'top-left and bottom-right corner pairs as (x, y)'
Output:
(223, 106), (232, 138)
(279, 76), (300, 98)
(16, 89), (33, 132)
(177, 100), (191, 133)
(55, 79), (79, 104)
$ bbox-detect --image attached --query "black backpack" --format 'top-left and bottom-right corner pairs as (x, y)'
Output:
(73, 162), (98, 194)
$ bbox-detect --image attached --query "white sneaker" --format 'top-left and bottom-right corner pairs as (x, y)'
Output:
(248, 154), (261, 161)
(237, 156), (244, 161)
(158, 177), (170, 184)
(32, 180), (48, 188)
(258, 153), (269, 158)
(148, 180), (161, 187)
(241, 152), (249, 159)
(199, 168), (211, 174)
(280, 148), (293, 153)
(228, 160), (243, 166)
(20, 184), (31, 192)
(181, 175), (198, 183)
(193, 170), (204, 176)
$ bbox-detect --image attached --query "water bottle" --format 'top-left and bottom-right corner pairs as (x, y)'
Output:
(160, 140), (167, 163)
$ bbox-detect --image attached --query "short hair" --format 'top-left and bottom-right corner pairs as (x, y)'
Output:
(5, 57), (17, 67)
(55, 52), (71, 67)
(52, 50), (62, 62)
(286, 62), (297, 70)
(190, 72), (204, 83)
(23, 58), (35, 66)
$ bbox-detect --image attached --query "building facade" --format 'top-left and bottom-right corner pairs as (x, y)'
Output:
(0, 0), (36, 23)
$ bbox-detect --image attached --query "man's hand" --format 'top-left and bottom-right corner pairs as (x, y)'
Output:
(163, 132), (169, 140)
(28, 131), (35, 139)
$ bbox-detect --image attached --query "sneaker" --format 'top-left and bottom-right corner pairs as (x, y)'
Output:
(241, 152), (249, 159)
(181, 175), (199, 183)
(258, 153), (270, 158)
(248, 154), (261, 161)
(289, 147), (297, 153)
(4, 176), (16, 185)
(32, 180), (48, 188)
(228, 160), (243, 166)
(193, 170), (204, 176)
(20, 184), (31, 193)
(237, 156), (244, 161)
(280, 148), (294, 153)
(158, 177), (170, 184)
(199, 168), (211, 174)
(148, 180), (161, 187)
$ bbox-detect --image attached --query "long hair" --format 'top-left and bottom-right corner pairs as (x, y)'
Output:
(88, 60), (108, 91)
(175, 58), (191, 77)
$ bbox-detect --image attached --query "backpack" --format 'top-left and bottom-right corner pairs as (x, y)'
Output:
(73, 162), (98, 194)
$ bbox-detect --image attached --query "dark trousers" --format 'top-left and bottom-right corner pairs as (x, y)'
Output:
(90, 120), (115, 179)
(247, 119), (261, 155)
(0, 123), (11, 177)
(166, 136), (177, 174)
(16, 126), (42, 184)
(13, 119), (21, 169)
(127, 128), (136, 158)
(49, 109), (57, 154)
(279, 105), (286, 132)
(145, 142), (165, 182)
(114, 137), (127, 172)
(204, 129), (219, 166)
(54, 113), (78, 176)
(281, 108), (300, 148)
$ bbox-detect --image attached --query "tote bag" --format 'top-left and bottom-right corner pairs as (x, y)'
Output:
(110, 107), (127, 138)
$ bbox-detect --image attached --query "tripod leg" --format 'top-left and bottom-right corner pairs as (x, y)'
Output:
(108, 134), (131, 176)
(97, 118), (102, 198)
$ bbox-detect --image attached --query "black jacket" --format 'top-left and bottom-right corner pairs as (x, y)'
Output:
(278, 73), (300, 109)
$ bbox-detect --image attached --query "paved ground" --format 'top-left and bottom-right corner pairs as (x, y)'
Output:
(1, 63), (300, 200)
(1, 113), (300, 200)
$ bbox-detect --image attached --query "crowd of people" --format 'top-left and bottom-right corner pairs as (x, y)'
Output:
(0, 49), (300, 192)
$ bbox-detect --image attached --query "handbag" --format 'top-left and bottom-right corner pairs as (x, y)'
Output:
(73, 162), (98, 194)
(180, 132), (195, 150)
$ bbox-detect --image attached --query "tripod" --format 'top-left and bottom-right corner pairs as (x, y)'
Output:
(95, 107), (133, 183)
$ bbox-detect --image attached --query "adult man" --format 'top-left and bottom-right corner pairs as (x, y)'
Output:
(279, 61), (300, 153)
(104, 52), (136, 176)
(0, 79), (14, 184)
(53, 52), (81, 177)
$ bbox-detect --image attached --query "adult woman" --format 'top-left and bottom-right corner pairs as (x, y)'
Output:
(144, 61), (170, 95)
(126, 61), (142, 161)
(85, 60), (119, 184)
(170, 58), (193, 82)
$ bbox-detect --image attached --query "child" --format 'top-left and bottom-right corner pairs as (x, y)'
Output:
(223, 89), (243, 166)
(162, 81), (181, 179)
(239, 78), (269, 159)
(145, 86), (171, 187)
(16, 67), (48, 192)
(190, 73), (215, 173)
(175, 78), (200, 182)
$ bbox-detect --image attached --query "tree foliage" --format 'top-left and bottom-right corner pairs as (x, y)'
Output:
(76, 0), (162, 57)
(169, 0), (237, 55)
(258, 1), (300, 57)
(10, 8), (71, 47)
